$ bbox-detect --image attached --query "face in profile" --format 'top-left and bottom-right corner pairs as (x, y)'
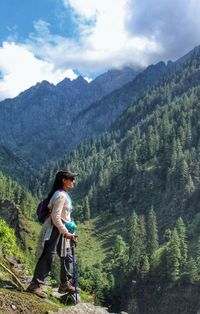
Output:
(62, 177), (76, 190)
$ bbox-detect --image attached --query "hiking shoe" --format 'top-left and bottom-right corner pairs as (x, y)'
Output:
(26, 281), (47, 299)
(58, 282), (79, 294)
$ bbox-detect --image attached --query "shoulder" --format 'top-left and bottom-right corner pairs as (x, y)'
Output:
(55, 190), (68, 200)
(50, 191), (67, 204)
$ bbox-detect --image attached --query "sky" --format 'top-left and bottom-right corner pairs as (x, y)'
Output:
(0, 0), (200, 100)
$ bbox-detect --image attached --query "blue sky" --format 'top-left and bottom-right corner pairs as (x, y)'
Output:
(0, 0), (200, 100)
(0, 0), (75, 42)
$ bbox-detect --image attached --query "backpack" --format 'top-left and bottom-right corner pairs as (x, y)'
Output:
(36, 198), (51, 223)
(36, 190), (61, 223)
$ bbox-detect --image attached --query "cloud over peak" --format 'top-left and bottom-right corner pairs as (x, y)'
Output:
(0, 41), (77, 100)
(1, 0), (200, 99)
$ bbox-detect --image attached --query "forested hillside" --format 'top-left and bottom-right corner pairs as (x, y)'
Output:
(32, 48), (200, 312)
(0, 142), (35, 185)
(60, 61), (169, 156)
(37, 48), (200, 225)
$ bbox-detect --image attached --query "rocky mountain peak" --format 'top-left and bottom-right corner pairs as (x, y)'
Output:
(175, 45), (200, 66)
(72, 76), (89, 89)
(35, 80), (55, 91)
(56, 77), (72, 88)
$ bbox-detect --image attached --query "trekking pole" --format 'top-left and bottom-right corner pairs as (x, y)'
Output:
(71, 244), (78, 304)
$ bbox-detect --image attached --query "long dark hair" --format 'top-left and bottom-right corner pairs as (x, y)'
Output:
(47, 171), (69, 200)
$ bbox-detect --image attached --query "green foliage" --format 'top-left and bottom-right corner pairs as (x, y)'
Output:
(78, 264), (109, 305)
(176, 217), (188, 272)
(0, 220), (29, 268)
(129, 211), (139, 271)
(164, 229), (172, 242)
(166, 229), (181, 282)
(147, 206), (159, 264)
(84, 196), (91, 220)
(0, 219), (18, 256)
(151, 245), (168, 280)
(184, 257), (198, 282)
(0, 171), (37, 220)
(113, 235), (127, 258)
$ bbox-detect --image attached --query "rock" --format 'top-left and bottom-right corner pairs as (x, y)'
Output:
(11, 304), (17, 310)
(48, 303), (110, 314)
(0, 279), (18, 290)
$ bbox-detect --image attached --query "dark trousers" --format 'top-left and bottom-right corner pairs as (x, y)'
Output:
(33, 226), (72, 284)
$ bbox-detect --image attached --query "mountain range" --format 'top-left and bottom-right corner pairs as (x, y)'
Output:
(0, 67), (140, 166)
(0, 46), (199, 168)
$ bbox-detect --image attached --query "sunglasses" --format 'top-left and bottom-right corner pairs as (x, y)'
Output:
(69, 177), (75, 182)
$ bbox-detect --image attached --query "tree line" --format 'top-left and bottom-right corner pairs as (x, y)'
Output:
(0, 171), (37, 220)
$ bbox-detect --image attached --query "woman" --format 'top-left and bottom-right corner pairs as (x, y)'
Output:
(27, 170), (78, 298)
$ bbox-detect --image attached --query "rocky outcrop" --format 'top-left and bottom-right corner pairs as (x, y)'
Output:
(0, 200), (21, 238)
(48, 303), (110, 314)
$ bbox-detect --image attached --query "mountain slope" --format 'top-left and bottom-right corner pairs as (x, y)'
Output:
(0, 142), (35, 185)
(64, 61), (169, 153)
(48, 48), (199, 156)
(0, 68), (139, 166)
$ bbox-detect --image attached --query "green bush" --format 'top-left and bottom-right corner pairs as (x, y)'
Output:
(0, 219), (19, 256)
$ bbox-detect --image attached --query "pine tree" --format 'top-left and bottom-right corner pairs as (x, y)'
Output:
(113, 235), (127, 258)
(166, 229), (181, 281)
(129, 211), (139, 272)
(84, 196), (91, 220)
(137, 215), (148, 273)
(140, 255), (150, 279)
(131, 150), (139, 171)
(185, 258), (198, 282)
(176, 139), (184, 160)
(164, 229), (172, 242)
(185, 174), (195, 194)
(179, 159), (189, 189)
(169, 138), (177, 169)
(147, 207), (159, 263)
(176, 217), (188, 273)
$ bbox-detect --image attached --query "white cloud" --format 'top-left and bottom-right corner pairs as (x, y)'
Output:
(24, 1), (161, 74)
(63, 0), (99, 19)
(1, 0), (200, 99)
(0, 41), (77, 100)
(61, 0), (161, 66)
(61, 0), (200, 65)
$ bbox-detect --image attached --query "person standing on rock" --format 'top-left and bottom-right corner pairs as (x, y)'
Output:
(27, 170), (78, 298)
